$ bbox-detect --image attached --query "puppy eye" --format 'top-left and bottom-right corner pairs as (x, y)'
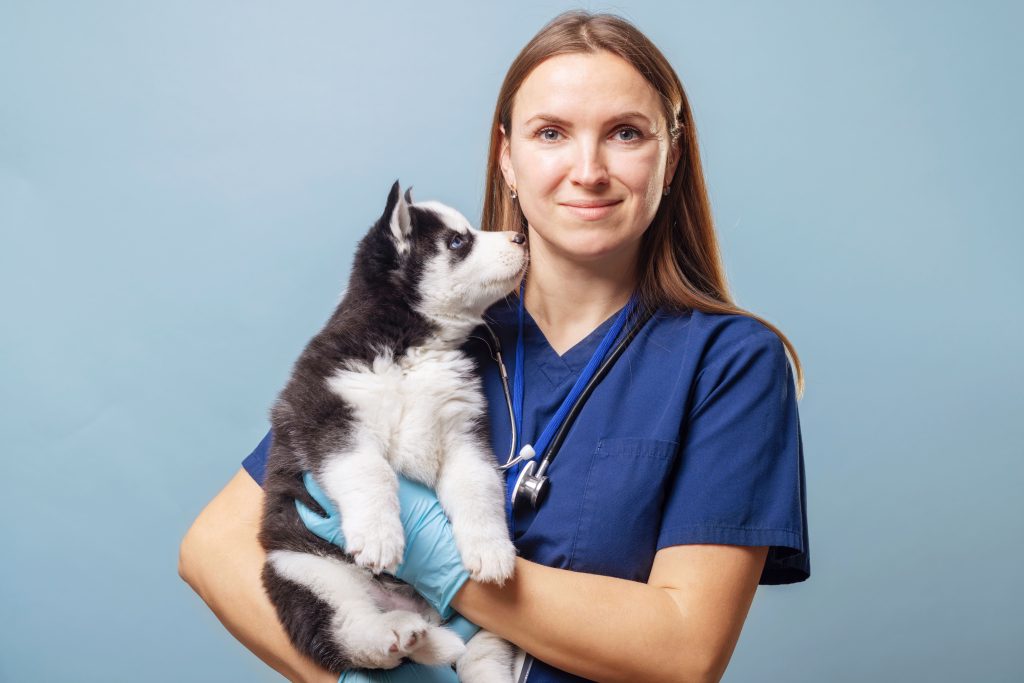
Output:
(448, 235), (465, 250)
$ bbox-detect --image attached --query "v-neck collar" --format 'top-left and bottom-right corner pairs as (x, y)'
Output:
(521, 303), (623, 370)
(484, 294), (628, 388)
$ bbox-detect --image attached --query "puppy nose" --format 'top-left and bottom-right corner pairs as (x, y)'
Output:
(510, 232), (526, 244)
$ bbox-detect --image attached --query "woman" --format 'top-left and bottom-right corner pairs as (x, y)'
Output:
(179, 10), (810, 683)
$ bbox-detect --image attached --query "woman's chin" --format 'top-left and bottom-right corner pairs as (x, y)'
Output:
(554, 239), (636, 264)
(527, 223), (644, 266)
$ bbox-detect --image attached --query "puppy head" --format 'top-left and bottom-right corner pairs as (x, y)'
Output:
(366, 180), (528, 321)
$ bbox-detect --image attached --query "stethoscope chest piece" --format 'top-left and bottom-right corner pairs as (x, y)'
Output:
(512, 459), (551, 510)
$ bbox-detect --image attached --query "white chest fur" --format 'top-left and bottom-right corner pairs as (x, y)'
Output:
(324, 345), (487, 486)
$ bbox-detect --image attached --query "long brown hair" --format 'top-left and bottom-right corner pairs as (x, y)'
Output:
(480, 9), (805, 398)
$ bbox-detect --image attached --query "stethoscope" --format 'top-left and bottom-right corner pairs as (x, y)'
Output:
(479, 281), (656, 511)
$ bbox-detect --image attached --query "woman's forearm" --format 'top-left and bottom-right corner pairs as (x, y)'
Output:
(450, 557), (713, 683)
(178, 469), (336, 683)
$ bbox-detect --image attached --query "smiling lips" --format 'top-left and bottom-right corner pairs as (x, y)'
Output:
(560, 199), (622, 220)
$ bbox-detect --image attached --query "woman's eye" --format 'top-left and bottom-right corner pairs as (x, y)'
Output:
(538, 128), (561, 142)
(448, 235), (465, 250)
(616, 126), (643, 142)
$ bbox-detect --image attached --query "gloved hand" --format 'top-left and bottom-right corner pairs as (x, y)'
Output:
(296, 470), (475, 622)
(337, 663), (458, 683)
(335, 614), (479, 683)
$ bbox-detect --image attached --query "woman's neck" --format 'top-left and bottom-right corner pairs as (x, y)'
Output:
(522, 234), (640, 356)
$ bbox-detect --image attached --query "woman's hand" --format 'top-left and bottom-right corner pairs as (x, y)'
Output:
(296, 471), (479, 624)
(337, 662), (457, 683)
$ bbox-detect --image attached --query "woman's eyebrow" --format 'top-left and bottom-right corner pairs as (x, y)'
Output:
(524, 111), (654, 127)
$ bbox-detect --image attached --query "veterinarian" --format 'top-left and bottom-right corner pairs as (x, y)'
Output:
(180, 10), (810, 683)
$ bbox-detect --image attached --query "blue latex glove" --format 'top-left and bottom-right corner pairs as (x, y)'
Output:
(336, 614), (480, 683)
(296, 470), (474, 622)
(337, 662), (457, 683)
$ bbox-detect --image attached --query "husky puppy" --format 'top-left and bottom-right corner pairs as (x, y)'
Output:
(258, 180), (526, 681)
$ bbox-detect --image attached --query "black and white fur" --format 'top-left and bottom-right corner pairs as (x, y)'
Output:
(258, 180), (526, 681)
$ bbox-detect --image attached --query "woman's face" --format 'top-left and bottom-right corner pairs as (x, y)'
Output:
(499, 50), (679, 264)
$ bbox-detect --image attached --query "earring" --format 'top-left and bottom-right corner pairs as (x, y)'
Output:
(662, 185), (670, 196)
(510, 187), (518, 200)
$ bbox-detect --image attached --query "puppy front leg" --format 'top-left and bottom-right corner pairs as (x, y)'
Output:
(319, 427), (404, 574)
(435, 434), (516, 585)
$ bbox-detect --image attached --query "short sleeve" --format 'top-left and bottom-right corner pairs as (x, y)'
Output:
(656, 329), (810, 584)
(241, 428), (273, 488)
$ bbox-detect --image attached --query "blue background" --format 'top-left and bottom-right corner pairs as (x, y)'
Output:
(2, 1), (1021, 681)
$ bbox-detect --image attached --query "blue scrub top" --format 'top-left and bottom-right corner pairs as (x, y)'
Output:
(242, 295), (810, 682)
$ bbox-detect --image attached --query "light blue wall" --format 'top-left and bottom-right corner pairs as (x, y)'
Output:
(1, 1), (1020, 681)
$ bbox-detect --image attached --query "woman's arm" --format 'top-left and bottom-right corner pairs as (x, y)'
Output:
(450, 543), (769, 683)
(178, 468), (337, 683)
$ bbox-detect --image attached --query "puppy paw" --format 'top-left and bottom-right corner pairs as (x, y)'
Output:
(407, 624), (468, 666)
(459, 535), (516, 585)
(344, 516), (406, 574)
(345, 610), (430, 669)
(382, 610), (432, 656)
(455, 629), (517, 683)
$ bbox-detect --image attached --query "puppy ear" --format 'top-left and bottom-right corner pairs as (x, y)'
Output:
(404, 186), (414, 205)
(381, 179), (412, 256)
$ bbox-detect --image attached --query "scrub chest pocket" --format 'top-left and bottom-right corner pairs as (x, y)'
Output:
(569, 437), (679, 581)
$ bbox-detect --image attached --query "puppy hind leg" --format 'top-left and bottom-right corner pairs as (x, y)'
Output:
(267, 550), (430, 670)
(261, 558), (349, 673)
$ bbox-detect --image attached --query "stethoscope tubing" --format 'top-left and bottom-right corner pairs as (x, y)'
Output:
(482, 321), (523, 471)
(482, 302), (657, 478)
(536, 303), (656, 474)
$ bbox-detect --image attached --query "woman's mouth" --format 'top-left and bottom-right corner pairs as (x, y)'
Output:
(560, 200), (622, 221)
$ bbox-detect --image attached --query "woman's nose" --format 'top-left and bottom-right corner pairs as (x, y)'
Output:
(569, 140), (610, 186)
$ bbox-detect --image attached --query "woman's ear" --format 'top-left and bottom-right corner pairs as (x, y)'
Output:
(666, 137), (682, 185)
(499, 124), (516, 190)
